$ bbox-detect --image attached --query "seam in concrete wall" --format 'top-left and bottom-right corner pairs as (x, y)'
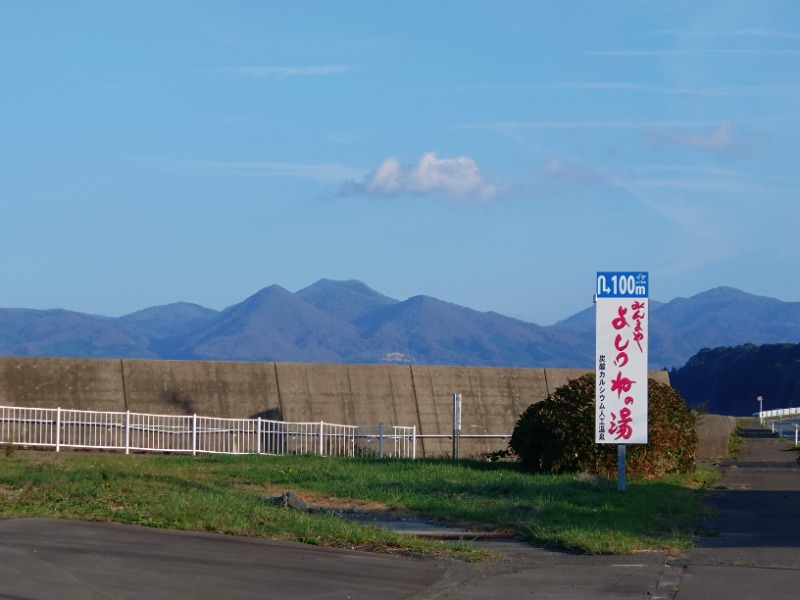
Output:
(345, 365), (354, 423)
(409, 365), (425, 453)
(273, 362), (285, 420)
(119, 359), (128, 412)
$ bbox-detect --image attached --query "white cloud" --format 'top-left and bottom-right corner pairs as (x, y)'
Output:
(223, 65), (355, 78)
(340, 152), (501, 201)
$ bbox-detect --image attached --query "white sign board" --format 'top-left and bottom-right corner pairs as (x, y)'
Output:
(595, 272), (649, 444)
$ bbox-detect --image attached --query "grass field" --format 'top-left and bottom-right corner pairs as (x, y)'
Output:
(0, 449), (715, 557)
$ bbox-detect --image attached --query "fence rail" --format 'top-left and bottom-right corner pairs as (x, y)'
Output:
(759, 407), (800, 421)
(759, 407), (800, 445)
(0, 406), (416, 459)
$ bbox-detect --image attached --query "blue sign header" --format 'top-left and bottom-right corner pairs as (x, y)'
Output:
(596, 272), (649, 298)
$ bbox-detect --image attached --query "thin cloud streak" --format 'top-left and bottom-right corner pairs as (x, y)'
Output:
(386, 80), (800, 99)
(461, 119), (718, 131)
(643, 122), (767, 157)
(615, 177), (785, 196)
(644, 122), (734, 151)
(652, 29), (800, 39)
(441, 82), (800, 97)
(588, 49), (800, 58)
(640, 165), (800, 186)
(223, 65), (356, 78)
(130, 157), (366, 182)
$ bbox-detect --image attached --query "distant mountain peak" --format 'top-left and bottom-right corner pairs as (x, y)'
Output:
(300, 278), (395, 298)
(690, 286), (787, 306)
(235, 284), (294, 306)
(297, 279), (398, 323)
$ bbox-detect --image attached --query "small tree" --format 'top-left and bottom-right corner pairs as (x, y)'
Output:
(509, 374), (697, 479)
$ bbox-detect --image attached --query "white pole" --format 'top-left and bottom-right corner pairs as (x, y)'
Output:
(125, 410), (130, 454)
(192, 414), (197, 456)
(319, 421), (324, 456)
(55, 407), (61, 452)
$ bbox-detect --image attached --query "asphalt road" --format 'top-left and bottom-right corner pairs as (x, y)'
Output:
(0, 518), (443, 600)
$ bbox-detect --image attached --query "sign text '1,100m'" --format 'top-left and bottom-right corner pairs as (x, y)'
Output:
(596, 272), (648, 299)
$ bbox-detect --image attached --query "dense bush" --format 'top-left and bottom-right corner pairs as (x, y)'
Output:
(509, 374), (697, 479)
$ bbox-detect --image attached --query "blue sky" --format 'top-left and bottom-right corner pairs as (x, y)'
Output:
(2, 1), (798, 325)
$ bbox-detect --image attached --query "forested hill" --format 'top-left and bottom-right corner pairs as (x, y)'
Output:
(670, 343), (800, 416)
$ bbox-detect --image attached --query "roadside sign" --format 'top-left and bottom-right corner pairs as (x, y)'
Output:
(595, 272), (649, 444)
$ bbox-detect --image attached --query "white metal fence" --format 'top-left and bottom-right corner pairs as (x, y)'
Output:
(0, 405), (416, 459)
(759, 407), (800, 445)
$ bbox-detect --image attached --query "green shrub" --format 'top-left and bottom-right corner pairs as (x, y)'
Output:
(509, 374), (697, 479)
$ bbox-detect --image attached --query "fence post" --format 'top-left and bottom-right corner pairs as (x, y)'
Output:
(257, 417), (262, 454)
(125, 410), (130, 454)
(378, 423), (384, 458)
(55, 407), (61, 452)
(318, 421), (324, 456)
(192, 414), (197, 456)
(412, 425), (416, 460)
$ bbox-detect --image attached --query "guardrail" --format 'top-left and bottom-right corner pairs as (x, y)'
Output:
(758, 407), (800, 445)
(759, 407), (800, 421)
(0, 406), (416, 459)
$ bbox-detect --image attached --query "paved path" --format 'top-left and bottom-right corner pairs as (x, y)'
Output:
(1, 419), (797, 599)
(668, 419), (800, 599)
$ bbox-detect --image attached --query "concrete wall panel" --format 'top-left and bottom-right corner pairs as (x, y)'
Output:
(0, 357), (125, 411)
(404, 366), (552, 457)
(544, 369), (589, 396)
(695, 413), (738, 460)
(454, 367), (548, 457)
(650, 370), (670, 385)
(343, 365), (418, 427)
(275, 363), (353, 424)
(408, 365), (470, 456)
(122, 360), (280, 418)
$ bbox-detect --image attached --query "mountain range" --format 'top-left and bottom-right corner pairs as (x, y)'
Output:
(2, 280), (799, 370)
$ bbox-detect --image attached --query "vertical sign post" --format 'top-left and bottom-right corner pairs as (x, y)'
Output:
(595, 272), (649, 492)
(452, 393), (462, 461)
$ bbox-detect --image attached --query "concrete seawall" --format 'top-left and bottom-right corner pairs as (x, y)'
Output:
(0, 357), (671, 458)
